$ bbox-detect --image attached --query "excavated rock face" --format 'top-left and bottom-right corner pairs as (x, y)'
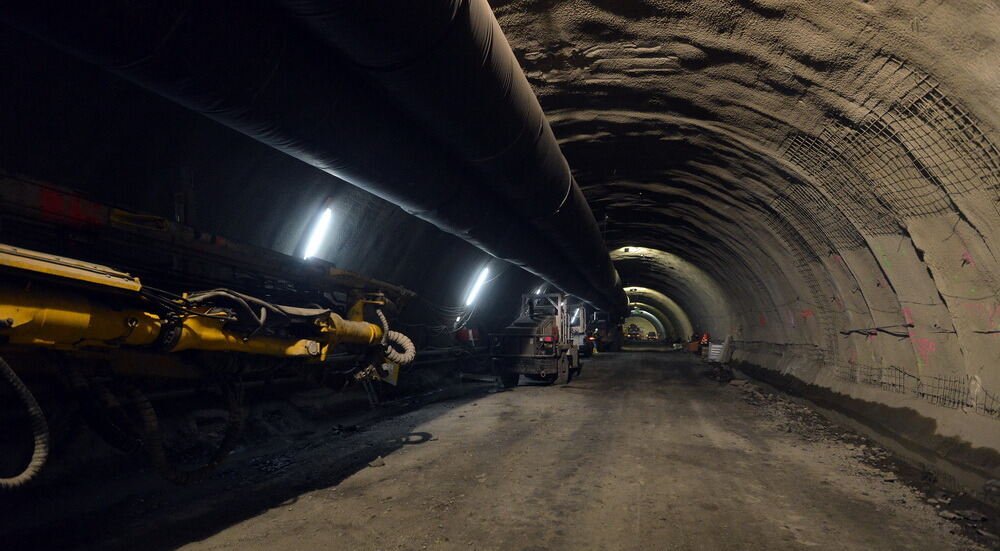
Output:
(496, 0), (1000, 472)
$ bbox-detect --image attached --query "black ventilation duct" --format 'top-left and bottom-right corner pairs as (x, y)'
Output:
(1, 0), (626, 314)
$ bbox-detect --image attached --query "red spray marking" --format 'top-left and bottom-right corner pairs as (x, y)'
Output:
(961, 249), (974, 266)
(801, 309), (814, 319)
(758, 313), (767, 325)
(913, 338), (936, 360)
(902, 308), (914, 326)
(833, 254), (845, 266)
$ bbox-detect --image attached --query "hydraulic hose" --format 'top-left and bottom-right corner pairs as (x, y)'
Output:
(0, 356), (49, 489)
(125, 380), (243, 485)
(384, 331), (417, 366)
(376, 310), (416, 365)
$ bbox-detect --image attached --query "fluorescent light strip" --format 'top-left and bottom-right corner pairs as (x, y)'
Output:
(464, 267), (490, 306)
(303, 207), (332, 259)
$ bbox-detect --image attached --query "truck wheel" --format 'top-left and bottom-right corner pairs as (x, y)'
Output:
(499, 371), (520, 389)
(555, 356), (570, 385)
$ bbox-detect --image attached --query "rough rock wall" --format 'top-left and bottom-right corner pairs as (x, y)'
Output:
(494, 0), (1000, 477)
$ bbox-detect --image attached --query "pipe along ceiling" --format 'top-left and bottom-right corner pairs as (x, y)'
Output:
(2, 0), (1000, 477)
(0, 0), (626, 315)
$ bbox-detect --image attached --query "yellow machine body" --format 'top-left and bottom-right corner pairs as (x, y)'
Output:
(0, 244), (142, 291)
(0, 245), (386, 363)
(0, 281), (161, 349)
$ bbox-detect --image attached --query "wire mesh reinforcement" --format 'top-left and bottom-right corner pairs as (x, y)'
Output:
(783, 132), (902, 235)
(782, 56), (1000, 231)
(781, 184), (867, 251)
(834, 361), (999, 419)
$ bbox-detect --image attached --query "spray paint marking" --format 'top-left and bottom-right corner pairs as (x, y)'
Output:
(961, 249), (975, 266)
(902, 308), (933, 368)
(913, 338), (936, 361)
(876, 245), (893, 270)
(759, 313), (767, 325)
(902, 308), (914, 326)
(801, 309), (814, 319)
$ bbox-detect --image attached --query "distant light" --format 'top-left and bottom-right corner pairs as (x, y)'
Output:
(456, 316), (461, 322)
(464, 267), (490, 306)
(571, 308), (581, 324)
(303, 207), (333, 259)
(535, 285), (544, 295)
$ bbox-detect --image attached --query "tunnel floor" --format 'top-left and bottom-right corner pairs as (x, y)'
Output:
(144, 347), (980, 550)
(8, 349), (991, 550)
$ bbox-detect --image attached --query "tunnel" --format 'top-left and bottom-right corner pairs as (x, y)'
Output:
(0, 1), (998, 549)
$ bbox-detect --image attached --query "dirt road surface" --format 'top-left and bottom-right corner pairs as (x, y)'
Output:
(166, 347), (984, 550)
(6, 346), (993, 550)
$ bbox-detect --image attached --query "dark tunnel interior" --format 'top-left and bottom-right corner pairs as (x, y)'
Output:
(0, 0), (999, 548)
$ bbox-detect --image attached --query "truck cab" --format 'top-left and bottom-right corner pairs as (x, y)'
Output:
(568, 303), (594, 357)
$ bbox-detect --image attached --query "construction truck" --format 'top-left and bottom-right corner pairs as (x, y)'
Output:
(491, 293), (580, 388)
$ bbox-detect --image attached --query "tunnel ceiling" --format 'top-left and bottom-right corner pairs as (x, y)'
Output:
(496, 0), (1000, 449)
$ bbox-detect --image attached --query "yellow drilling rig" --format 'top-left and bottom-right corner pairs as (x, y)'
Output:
(0, 241), (415, 487)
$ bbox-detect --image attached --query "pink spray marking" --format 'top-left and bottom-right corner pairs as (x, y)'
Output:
(913, 338), (936, 361)
(962, 249), (974, 266)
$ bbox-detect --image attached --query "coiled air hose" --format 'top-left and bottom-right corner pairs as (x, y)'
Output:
(376, 310), (416, 366)
(0, 356), (49, 489)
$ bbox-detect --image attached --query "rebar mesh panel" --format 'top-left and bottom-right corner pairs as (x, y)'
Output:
(835, 362), (858, 382)
(740, 345), (1000, 422)
(826, 118), (953, 217)
(769, 195), (834, 256)
(783, 133), (902, 235)
(972, 386), (1000, 419)
(916, 375), (969, 409)
(783, 184), (867, 250)
(784, 56), (1000, 228)
(886, 58), (1000, 197)
(882, 366), (920, 394)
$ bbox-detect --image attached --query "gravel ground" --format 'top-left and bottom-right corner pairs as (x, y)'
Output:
(4, 347), (996, 550)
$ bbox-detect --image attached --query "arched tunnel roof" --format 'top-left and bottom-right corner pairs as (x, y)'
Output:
(493, 0), (1000, 458)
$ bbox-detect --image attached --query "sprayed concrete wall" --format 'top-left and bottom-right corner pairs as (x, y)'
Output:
(496, 0), (1000, 488)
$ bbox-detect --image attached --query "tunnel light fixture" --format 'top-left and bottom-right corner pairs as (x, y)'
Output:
(535, 285), (544, 295)
(303, 207), (333, 259)
(571, 307), (581, 324)
(464, 266), (490, 306)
